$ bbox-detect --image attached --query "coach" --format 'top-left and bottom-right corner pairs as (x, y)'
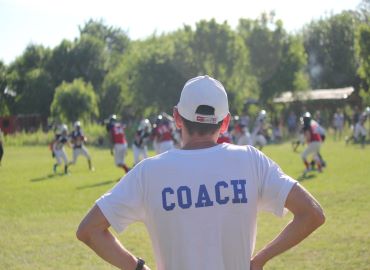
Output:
(77, 75), (325, 270)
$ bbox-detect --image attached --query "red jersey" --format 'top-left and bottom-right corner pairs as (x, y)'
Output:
(304, 123), (321, 142)
(217, 132), (232, 144)
(155, 123), (173, 142)
(111, 123), (127, 144)
(234, 123), (242, 134)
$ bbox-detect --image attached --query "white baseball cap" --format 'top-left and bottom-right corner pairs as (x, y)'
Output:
(177, 75), (229, 124)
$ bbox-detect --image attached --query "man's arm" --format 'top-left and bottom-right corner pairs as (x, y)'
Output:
(76, 204), (151, 270)
(251, 183), (325, 270)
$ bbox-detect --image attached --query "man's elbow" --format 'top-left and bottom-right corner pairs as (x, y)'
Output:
(310, 206), (326, 228)
(76, 223), (91, 244)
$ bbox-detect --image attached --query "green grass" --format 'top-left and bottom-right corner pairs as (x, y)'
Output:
(0, 140), (369, 269)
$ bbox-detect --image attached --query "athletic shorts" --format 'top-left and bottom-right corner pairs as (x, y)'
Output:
(132, 144), (148, 164)
(114, 143), (127, 166)
(54, 149), (68, 165)
(72, 146), (91, 163)
(301, 141), (321, 160)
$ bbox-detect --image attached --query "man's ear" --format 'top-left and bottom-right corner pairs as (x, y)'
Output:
(173, 107), (183, 129)
(220, 113), (231, 134)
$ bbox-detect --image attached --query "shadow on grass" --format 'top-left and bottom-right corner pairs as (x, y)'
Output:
(297, 173), (317, 182)
(76, 179), (118, 190)
(30, 173), (66, 182)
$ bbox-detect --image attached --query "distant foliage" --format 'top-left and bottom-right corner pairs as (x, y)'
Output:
(303, 11), (361, 89)
(0, 61), (10, 115)
(5, 45), (53, 115)
(238, 13), (309, 102)
(356, 23), (370, 105)
(2, 9), (370, 120)
(51, 79), (99, 123)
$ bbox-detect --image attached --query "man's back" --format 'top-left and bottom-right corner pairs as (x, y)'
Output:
(78, 75), (324, 270)
(97, 143), (296, 270)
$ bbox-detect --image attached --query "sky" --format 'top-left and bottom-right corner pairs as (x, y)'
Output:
(0, 0), (362, 65)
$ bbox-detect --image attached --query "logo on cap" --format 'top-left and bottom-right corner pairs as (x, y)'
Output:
(196, 115), (218, 124)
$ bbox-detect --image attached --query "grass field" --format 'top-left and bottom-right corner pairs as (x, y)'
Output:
(0, 140), (369, 269)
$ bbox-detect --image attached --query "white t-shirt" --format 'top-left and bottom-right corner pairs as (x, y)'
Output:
(237, 131), (252, 145)
(333, 113), (344, 128)
(252, 120), (264, 136)
(96, 144), (296, 270)
(354, 122), (367, 137)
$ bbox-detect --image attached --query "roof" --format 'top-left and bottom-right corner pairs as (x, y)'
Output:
(273, 87), (355, 103)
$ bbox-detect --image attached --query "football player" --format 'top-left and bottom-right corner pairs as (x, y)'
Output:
(151, 114), (175, 154)
(132, 119), (152, 165)
(107, 115), (130, 173)
(251, 110), (268, 150)
(52, 124), (70, 174)
(301, 112), (323, 175)
(69, 121), (94, 171)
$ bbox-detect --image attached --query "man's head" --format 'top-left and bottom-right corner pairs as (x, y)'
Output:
(139, 119), (152, 132)
(74, 121), (81, 130)
(59, 124), (68, 135)
(175, 75), (230, 136)
(109, 114), (117, 124)
(257, 110), (267, 122)
(303, 112), (311, 127)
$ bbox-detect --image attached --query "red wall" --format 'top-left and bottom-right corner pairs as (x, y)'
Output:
(0, 116), (17, 135)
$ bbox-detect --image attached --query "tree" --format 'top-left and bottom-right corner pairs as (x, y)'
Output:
(303, 11), (361, 89)
(79, 19), (130, 58)
(50, 78), (99, 123)
(190, 19), (257, 113)
(70, 20), (130, 115)
(356, 23), (370, 106)
(14, 68), (54, 116)
(262, 35), (309, 100)
(132, 50), (185, 115)
(99, 64), (134, 120)
(0, 61), (10, 115)
(5, 44), (53, 116)
(46, 40), (75, 87)
(112, 36), (186, 117)
(47, 35), (108, 116)
(238, 13), (308, 102)
(357, 0), (370, 22)
(107, 20), (257, 118)
(70, 35), (107, 92)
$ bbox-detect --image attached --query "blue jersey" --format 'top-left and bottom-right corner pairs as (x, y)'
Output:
(70, 130), (85, 148)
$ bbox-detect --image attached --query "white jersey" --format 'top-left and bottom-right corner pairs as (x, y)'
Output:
(354, 122), (367, 138)
(236, 130), (252, 145)
(97, 144), (296, 270)
(311, 120), (326, 137)
(333, 113), (344, 129)
(252, 119), (264, 136)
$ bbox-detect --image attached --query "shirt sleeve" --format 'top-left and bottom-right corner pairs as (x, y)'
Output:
(96, 164), (146, 233)
(253, 147), (297, 217)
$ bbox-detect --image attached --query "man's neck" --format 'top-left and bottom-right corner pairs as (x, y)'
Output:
(181, 132), (219, 150)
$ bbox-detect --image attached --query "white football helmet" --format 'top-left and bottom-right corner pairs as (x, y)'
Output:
(57, 124), (68, 134)
(74, 121), (81, 128)
(257, 110), (267, 121)
(365, 106), (370, 116)
(139, 119), (152, 131)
